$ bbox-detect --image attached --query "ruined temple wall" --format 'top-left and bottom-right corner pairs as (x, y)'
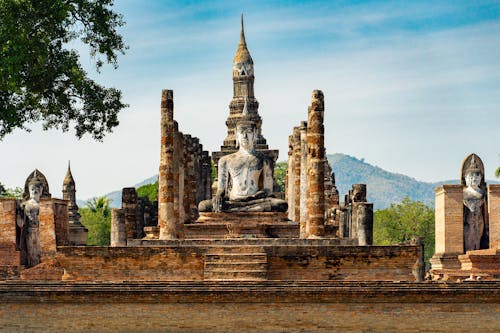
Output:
(53, 244), (421, 282)
(52, 199), (70, 246)
(488, 184), (500, 249)
(0, 199), (20, 278)
(267, 245), (421, 281)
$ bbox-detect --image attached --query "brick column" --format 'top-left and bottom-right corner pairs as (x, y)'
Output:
(122, 187), (138, 241)
(430, 184), (463, 270)
(176, 132), (185, 234)
(39, 199), (57, 260)
(488, 184), (500, 249)
(356, 203), (373, 245)
(110, 208), (126, 246)
(158, 89), (177, 239)
(299, 121), (308, 238)
(172, 125), (182, 238)
(305, 90), (325, 238)
(0, 199), (21, 276)
(292, 126), (301, 222)
(286, 135), (295, 221)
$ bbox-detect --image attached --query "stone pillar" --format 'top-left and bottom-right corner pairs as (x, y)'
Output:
(183, 136), (191, 225)
(286, 135), (295, 221)
(136, 198), (146, 239)
(292, 127), (301, 223)
(338, 208), (347, 238)
(430, 184), (463, 270)
(305, 90), (325, 238)
(356, 203), (373, 245)
(122, 187), (138, 241)
(488, 184), (500, 249)
(39, 199), (57, 260)
(201, 151), (212, 201)
(172, 125), (182, 238)
(299, 121), (308, 238)
(110, 209), (126, 246)
(53, 199), (70, 246)
(176, 132), (185, 231)
(191, 138), (200, 221)
(0, 199), (20, 278)
(350, 184), (367, 239)
(158, 89), (177, 239)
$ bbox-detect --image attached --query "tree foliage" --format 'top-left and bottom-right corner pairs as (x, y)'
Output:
(0, 182), (23, 198)
(274, 161), (287, 192)
(0, 0), (127, 140)
(137, 181), (158, 202)
(374, 197), (435, 265)
(80, 196), (111, 245)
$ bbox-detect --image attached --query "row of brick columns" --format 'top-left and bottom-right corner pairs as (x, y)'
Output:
(158, 90), (212, 239)
(112, 90), (212, 245)
(286, 90), (327, 239)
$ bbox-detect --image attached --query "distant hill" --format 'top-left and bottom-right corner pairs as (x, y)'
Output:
(86, 153), (498, 210)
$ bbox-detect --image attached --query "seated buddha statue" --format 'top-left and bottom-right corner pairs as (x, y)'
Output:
(198, 108), (287, 213)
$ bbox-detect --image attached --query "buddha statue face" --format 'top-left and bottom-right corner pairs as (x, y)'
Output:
(465, 171), (482, 188)
(29, 183), (42, 202)
(236, 122), (256, 151)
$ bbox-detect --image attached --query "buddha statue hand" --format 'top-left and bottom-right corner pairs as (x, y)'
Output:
(213, 191), (225, 213)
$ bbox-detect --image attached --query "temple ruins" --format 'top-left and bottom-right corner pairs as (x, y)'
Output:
(430, 153), (500, 280)
(1, 15), (498, 285)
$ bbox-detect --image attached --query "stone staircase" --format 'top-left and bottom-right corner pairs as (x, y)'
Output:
(204, 246), (268, 281)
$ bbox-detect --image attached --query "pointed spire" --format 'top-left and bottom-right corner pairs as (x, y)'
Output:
(233, 13), (253, 64)
(240, 13), (246, 45)
(64, 160), (75, 185)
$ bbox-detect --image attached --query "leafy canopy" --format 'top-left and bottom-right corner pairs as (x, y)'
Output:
(373, 197), (435, 265)
(80, 196), (111, 245)
(0, 0), (127, 140)
(137, 181), (158, 202)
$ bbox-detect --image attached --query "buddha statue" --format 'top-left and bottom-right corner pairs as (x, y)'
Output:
(199, 105), (287, 213)
(462, 154), (487, 251)
(17, 170), (43, 267)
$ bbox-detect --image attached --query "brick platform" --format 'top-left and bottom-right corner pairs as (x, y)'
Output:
(0, 281), (498, 332)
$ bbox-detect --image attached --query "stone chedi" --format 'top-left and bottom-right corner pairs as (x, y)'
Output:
(199, 101), (287, 213)
(431, 153), (500, 280)
(212, 15), (279, 192)
(62, 162), (88, 245)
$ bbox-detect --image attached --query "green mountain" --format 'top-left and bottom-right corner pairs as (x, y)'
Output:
(93, 153), (498, 210)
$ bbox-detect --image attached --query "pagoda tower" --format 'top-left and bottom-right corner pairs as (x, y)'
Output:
(212, 15), (279, 182)
(62, 162), (87, 245)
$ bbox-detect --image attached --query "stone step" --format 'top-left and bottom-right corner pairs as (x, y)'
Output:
(205, 246), (267, 254)
(205, 262), (268, 271)
(205, 253), (267, 263)
(204, 269), (268, 281)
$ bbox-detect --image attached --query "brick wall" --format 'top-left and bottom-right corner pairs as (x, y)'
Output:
(0, 281), (498, 332)
(55, 243), (421, 282)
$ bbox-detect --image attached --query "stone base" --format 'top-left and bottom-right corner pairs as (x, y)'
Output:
(430, 249), (500, 281)
(189, 212), (297, 239)
(69, 224), (88, 246)
(429, 252), (461, 270)
(458, 248), (500, 277)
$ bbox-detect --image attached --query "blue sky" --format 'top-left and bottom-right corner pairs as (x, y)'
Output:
(1, 0), (499, 199)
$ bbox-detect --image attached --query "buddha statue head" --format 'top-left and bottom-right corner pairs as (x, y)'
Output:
(235, 98), (257, 151)
(28, 170), (43, 202)
(461, 153), (485, 190)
